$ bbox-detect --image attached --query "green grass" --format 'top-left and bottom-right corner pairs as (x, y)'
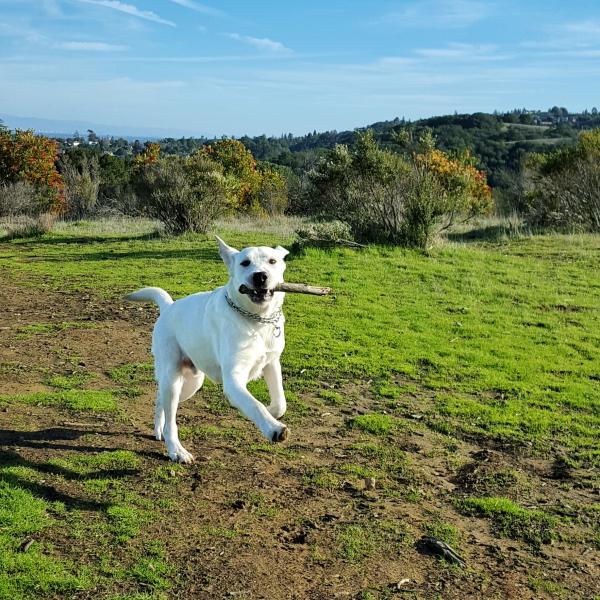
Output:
(0, 389), (118, 412)
(109, 363), (155, 385)
(1, 221), (600, 596)
(350, 413), (399, 435)
(3, 228), (598, 458)
(336, 524), (375, 562)
(16, 321), (97, 338)
(423, 518), (460, 548)
(458, 496), (556, 549)
(50, 450), (141, 475)
(0, 479), (92, 600)
(45, 371), (94, 389)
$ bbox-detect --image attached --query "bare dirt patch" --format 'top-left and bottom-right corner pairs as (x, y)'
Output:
(0, 279), (598, 600)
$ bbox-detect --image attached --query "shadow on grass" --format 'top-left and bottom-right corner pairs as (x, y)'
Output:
(0, 427), (166, 460)
(2, 230), (163, 245)
(446, 224), (517, 243)
(0, 448), (113, 512)
(0, 426), (173, 512)
(22, 247), (222, 264)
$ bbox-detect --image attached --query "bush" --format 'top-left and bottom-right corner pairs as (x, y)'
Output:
(524, 129), (600, 231)
(294, 220), (354, 250)
(59, 153), (100, 219)
(304, 130), (492, 247)
(133, 156), (225, 234)
(0, 129), (65, 213)
(0, 181), (44, 216)
(256, 167), (288, 215)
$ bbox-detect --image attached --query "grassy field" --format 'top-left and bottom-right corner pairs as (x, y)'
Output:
(0, 219), (599, 599)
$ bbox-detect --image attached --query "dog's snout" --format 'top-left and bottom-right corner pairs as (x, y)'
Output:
(252, 271), (268, 288)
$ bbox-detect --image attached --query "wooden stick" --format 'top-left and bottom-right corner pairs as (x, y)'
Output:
(274, 283), (331, 296)
(239, 283), (331, 296)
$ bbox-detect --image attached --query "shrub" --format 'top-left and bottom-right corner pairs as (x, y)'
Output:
(195, 140), (289, 215)
(256, 167), (288, 215)
(0, 181), (43, 216)
(294, 220), (354, 249)
(196, 139), (259, 211)
(524, 129), (600, 231)
(133, 156), (225, 234)
(59, 153), (100, 219)
(0, 129), (65, 213)
(304, 130), (492, 247)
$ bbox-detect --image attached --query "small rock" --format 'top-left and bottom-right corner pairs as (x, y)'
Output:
(364, 477), (376, 490)
(394, 578), (411, 590)
(169, 469), (176, 477)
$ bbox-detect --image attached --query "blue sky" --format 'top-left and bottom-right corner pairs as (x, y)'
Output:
(1, 0), (600, 136)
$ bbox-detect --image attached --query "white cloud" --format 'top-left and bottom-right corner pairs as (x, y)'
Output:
(414, 43), (510, 61)
(562, 20), (600, 36)
(57, 41), (129, 51)
(76, 0), (176, 27)
(42, 0), (61, 17)
(168, 0), (224, 17)
(226, 33), (292, 53)
(377, 0), (490, 29)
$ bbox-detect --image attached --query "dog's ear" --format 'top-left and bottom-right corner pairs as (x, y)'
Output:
(216, 236), (239, 269)
(274, 245), (289, 259)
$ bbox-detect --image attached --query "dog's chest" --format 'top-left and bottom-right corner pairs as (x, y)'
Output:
(245, 325), (284, 381)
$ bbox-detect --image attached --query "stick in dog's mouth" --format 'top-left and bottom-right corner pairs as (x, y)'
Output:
(238, 284), (274, 304)
(239, 283), (331, 297)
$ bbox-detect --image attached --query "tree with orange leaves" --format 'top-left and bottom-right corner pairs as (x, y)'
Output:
(0, 129), (65, 213)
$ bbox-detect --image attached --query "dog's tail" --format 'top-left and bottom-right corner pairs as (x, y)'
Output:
(125, 287), (174, 313)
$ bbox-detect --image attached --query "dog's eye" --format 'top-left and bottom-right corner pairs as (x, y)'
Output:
(269, 258), (277, 265)
(240, 260), (251, 267)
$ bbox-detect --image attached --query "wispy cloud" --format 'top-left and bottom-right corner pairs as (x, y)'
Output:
(76, 0), (176, 27)
(376, 0), (490, 29)
(562, 20), (600, 36)
(42, 0), (61, 17)
(226, 33), (292, 54)
(168, 0), (224, 17)
(57, 41), (129, 51)
(414, 43), (510, 61)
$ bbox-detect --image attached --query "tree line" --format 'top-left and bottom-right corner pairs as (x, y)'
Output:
(1, 109), (599, 246)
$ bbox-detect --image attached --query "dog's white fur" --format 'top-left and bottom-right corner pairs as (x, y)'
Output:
(126, 237), (289, 463)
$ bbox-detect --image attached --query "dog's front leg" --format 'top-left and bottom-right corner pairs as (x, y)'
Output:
(263, 359), (286, 419)
(223, 373), (289, 442)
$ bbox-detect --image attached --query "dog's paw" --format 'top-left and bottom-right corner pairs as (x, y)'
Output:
(168, 446), (195, 464)
(154, 428), (163, 441)
(272, 425), (289, 443)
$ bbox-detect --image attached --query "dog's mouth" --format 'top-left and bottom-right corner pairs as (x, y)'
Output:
(239, 284), (274, 304)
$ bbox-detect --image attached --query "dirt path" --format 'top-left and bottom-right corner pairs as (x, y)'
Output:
(0, 278), (598, 600)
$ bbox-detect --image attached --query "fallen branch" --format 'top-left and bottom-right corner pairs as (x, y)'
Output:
(298, 237), (366, 249)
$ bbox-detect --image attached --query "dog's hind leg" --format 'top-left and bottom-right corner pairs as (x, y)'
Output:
(180, 357), (205, 402)
(154, 391), (165, 441)
(263, 359), (286, 419)
(159, 372), (195, 463)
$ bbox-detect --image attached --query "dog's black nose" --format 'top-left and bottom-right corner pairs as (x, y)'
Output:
(252, 271), (268, 288)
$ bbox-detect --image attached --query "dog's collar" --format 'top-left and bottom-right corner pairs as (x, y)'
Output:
(225, 293), (283, 337)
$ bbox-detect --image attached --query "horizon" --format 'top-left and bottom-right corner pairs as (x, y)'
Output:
(0, 105), (590, 141)
(2, 1), (600, 136)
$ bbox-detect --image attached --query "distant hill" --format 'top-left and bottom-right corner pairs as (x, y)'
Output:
(0, 113), (202, 140)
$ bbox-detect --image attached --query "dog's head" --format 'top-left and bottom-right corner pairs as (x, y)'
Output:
(217, 236), (289, 308)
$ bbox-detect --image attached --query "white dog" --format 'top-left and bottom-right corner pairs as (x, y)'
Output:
(126, 237), (290, 463)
